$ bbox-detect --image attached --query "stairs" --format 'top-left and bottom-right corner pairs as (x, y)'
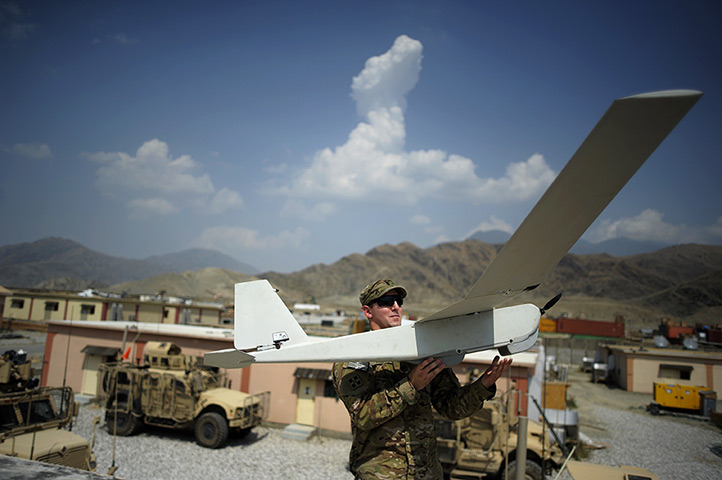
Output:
(281, 423), (317, 441)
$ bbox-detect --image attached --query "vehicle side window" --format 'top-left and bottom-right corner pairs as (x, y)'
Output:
(17, 399), (57, 424)
(0, 404), (19, 429)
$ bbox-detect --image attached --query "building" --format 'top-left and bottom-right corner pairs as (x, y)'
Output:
(3, 289), (226, 327)
(43, 320), (541, 437)
(0, 285), (11, 323)
(597, 344), (722, 394)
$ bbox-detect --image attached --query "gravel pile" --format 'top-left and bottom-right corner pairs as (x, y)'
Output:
(73, 403), (354, 480)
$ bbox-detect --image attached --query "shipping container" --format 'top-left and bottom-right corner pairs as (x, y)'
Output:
(556, 317), (625, 338)
(539, 317), (557, 333)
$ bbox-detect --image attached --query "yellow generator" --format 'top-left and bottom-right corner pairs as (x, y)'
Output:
(648, 381), (717, 416)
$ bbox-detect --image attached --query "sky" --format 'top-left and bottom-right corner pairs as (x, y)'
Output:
(1, 1), (721, 273)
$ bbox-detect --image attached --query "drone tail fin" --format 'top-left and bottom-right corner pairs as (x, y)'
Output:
(233, 279), (309, 351)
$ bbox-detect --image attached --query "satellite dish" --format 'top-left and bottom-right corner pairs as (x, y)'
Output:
(654, 335), (670, 348)
(683, 336), (698, 350)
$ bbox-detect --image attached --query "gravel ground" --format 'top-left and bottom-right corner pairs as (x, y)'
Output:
(73, 403), (354, 480)
(72, 387), (722, 480)
(587, 406), (722, 479)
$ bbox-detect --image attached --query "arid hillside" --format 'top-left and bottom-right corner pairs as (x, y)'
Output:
(108, 241), (722, 332)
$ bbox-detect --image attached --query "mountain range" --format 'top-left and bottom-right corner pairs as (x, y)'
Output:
(1, 237), (721, 331)
(470, 230), (667, 255)
(0, 237), (258, 289)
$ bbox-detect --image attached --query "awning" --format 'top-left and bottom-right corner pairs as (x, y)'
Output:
(293, 368), (332, 381)
(81, 345), (120, 357)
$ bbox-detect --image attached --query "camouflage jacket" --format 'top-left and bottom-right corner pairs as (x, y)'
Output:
(332, 361), (495, 479)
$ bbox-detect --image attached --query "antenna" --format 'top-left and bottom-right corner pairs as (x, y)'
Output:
(62, 307), (74, 389)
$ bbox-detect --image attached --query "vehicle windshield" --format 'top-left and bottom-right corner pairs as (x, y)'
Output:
(0, 388), (71, 432)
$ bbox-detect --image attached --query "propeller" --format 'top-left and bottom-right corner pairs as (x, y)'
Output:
(540, 293), (562, 316)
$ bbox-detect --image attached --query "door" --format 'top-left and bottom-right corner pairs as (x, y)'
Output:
(295, 378), (316, 425)
(141, 373), (164, 417)
(81, 354), (104, 395)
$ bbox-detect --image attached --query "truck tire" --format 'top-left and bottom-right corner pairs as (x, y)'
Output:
(503, 459), (543, 480)
(107, 411), (141, 436)
(195, 412), (229, 448)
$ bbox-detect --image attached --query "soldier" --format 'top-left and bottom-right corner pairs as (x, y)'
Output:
(333, 278), (512, 479)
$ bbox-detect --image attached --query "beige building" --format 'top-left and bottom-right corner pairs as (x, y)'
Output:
(4, 289), (226, 326)
(598, 344), (722, 394)
(43, 320), (540, 436)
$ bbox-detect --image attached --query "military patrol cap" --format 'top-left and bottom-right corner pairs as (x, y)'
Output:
(359, 279), (408, 306)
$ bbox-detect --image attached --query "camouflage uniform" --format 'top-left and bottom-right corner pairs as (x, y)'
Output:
(333, 360), (496, 479)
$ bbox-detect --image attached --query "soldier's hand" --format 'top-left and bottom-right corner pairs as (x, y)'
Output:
(409, 357), (445, 391)
(480, 355), (512, 389)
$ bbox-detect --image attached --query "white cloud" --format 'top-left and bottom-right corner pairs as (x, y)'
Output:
(588, 209), (682, 243)
(351, 34), (422, 118)
(209, 188), (244, 214)
(94, 139), (214, 195)
(464, 216), (514, 239)
(280, 198), (336, 222)
(434, 234), (451, 244)
(410, 214), (431, 225)
(128, 197), (177, 219)
(586, 209), (722, 246)
(708, 216), (722, 240)
(195, 226), (311, 253)
(88, 139), (243, 217)
(278, 35), (556, 217)
(9, 143), (52, 159)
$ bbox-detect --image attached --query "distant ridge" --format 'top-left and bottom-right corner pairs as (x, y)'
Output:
(144, 248), (259, 275)
(469, 230), (669, 256)
(0, 237), (258, 289)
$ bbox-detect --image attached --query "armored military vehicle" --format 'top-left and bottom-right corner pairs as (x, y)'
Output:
(97, 341), (269, 448)
(435, 394), (564, 480)
(0, 350), (97, 471)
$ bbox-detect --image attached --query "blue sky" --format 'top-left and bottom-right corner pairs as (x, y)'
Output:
(1, 0), (721, 273)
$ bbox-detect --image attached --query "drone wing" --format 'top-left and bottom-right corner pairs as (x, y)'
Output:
(421, 90), (702, 323)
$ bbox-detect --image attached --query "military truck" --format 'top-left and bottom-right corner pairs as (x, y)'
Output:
(0, 350), (97, 471)
(97, 341), (269, 448)
(435, 394), (564, 480)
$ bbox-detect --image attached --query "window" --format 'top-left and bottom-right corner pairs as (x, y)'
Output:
(17, 399), (58, 424)
(0, 404), (19, 428)
(659, 364), (693, 381)
(80, 304), (95, 315)
(45, 302), (59, 311)
(324, 380), (338, 399)
(10, 299), (24, 309)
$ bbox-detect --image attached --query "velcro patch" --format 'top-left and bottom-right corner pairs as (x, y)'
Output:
(340, 370), (371, 396)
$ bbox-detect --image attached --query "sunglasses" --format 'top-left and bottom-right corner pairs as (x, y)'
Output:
(373, 295), (404, 307)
